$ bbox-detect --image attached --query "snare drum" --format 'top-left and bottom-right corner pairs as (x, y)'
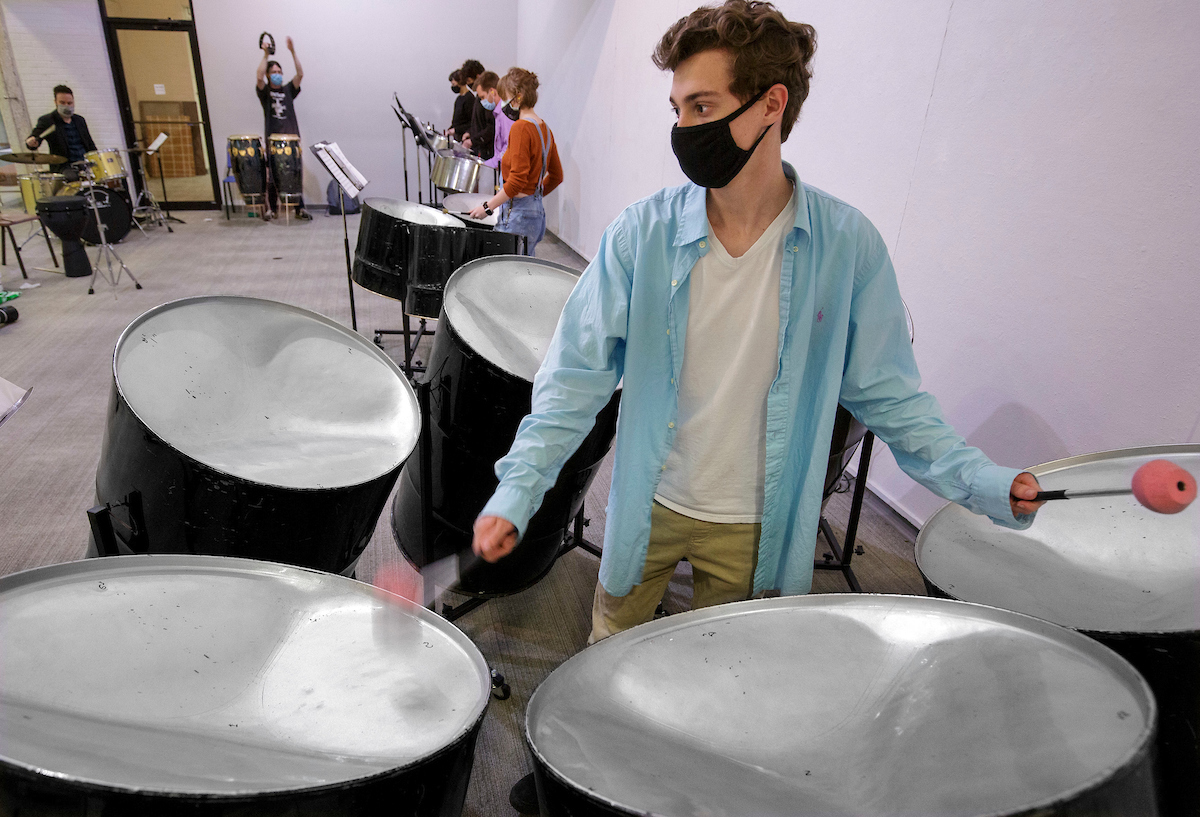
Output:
(84, 148), (126, 183)
(92, 296), (421, 575)
(391, 257), (621, 597)
(228, 134), (267, 202)
(918, 444), (1200, 814)
(0, 555), (490, 815)
(528, 595), (1159, 816)
(267, 133), (303, 196)
(17, 172), (65, 215)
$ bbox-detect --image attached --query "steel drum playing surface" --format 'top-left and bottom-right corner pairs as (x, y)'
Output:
(527, 595), (1155, 817)
(0, 556), (490, 796)
(114, 296), (419, 490)
(917, 445), (1200, 634)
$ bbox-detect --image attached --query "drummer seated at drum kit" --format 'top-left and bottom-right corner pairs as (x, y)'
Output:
(26, 85), (96, 179)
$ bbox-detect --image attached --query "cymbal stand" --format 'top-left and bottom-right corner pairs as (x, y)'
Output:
(81, 166), (142, 295)
(129, 149), (167, 230)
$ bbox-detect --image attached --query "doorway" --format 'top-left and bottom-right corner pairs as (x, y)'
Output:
(100, 0), (219, 209)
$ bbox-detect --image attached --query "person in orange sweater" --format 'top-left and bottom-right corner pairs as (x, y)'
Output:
(469, 68), (562, 254)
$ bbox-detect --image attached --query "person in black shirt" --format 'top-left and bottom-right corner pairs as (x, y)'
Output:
(26, 85), (97, 176)
(448, 70), (473, 139)
(461, 71), (498, 161)
(256, 36), (309, 220)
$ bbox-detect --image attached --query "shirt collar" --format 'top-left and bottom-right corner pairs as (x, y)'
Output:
(674, 161), (811, 247)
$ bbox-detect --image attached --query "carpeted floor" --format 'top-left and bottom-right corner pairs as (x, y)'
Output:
(0, 207), (926, 815)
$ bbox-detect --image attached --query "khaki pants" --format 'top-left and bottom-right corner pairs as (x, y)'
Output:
(590, 502), (760, 644)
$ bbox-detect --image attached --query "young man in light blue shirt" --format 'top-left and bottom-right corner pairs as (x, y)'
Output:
(473, 0), (1044, 644)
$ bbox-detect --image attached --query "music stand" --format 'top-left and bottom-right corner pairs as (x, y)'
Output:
(310, 141), (367, 331)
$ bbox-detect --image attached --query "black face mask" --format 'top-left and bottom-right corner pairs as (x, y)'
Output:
(502, 101), (519, 121)
(671, 88), (771, 189)
(451, 84), (460, 94)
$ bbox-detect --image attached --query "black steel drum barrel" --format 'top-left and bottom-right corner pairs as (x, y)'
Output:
(392, 257), (619, 597)
(528, 595), (1159, 816)
(351, 198), (524, 319)
(92, 296), (420, 575)
(916, 444), (1200, 815)
(0, 556), (489, 816)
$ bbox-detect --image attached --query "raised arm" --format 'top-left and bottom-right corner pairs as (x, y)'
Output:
(287, 37), (303, 88)
(256, 46), (270, 90)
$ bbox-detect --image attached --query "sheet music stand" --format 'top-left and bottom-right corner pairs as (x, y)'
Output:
(311, 141), (367, 331)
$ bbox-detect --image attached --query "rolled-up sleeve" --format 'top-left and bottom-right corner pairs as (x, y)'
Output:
(838, 224), (1033, 531)
(480, 220), (633, 536)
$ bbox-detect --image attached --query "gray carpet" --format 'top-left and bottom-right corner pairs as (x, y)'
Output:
(0, 208), (924, 815)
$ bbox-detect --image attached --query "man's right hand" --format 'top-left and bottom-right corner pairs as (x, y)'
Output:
(473, 515), (517, 563)
(25, 136), (38, 149)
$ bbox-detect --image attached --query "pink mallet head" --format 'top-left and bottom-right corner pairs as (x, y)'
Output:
(1131, 459), (1197, 514)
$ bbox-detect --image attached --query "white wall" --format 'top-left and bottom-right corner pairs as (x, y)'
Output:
(192, 0), (519, 206)
(0, 0), (125, 153)
(519, 0), (1200, 526)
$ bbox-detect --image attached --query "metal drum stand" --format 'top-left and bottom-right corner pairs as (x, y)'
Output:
(127, 147), (167, 230)
(79, 164), (142, 295)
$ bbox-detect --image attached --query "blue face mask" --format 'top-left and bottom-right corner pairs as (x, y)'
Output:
(269, 73), (284, 86)
(480, 98), (497, 111)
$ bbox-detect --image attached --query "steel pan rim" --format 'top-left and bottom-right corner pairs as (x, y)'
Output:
(110, 295), (420, 492)
(362, 197), (465, 229)
(525, 593), (1158, 817)
(0, 554), (492, 799)
(915, 442), (1200, 637)
(441, 256), (581, 383)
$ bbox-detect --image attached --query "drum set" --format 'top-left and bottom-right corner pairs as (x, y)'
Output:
(226, 133), (305, 221)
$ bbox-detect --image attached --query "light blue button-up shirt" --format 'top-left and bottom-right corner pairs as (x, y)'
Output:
(482, 163), (1031, 597)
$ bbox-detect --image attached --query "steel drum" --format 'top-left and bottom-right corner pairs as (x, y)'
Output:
(92, 296), (420, 575)
(432, 148), (484, 194)
(351, 198), (523, 319)
(228, 134), (267, 202)
(917, 444), (1200, 814)
(17, 172), (65, 215)
(527, 595), (1158, 816)
(392, 257), (621, 597)
(268, 133), (303, 196)
(0, 555), (489, 816)
(84, 147), (125, 183)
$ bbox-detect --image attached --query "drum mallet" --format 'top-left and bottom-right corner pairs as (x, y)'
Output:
(1031, 459), (1197, 514)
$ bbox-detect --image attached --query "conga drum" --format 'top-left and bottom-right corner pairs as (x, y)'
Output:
(228, 134), (267, 204)
(917, 444), (1200, 814)
(392, 257), (621, 597)
(351, 198), (524, 319)
(268, 133), (303, 203)
(527, 595), (1160, 816)
(92, 296), (420, 575)
(0, 555), (490, 816)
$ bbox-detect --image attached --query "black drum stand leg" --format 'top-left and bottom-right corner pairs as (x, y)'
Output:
(813, 432), (874, 592)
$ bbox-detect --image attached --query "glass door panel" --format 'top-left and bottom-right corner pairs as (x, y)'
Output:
(114, 27), (215, 205)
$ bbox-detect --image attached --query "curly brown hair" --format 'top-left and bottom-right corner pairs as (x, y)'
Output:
(503, 67), (540, 109)
(652, 1), (816, 141)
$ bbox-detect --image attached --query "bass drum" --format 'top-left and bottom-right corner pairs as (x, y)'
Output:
(0, 555), (490, 816)
(79, 185), (132, 245)
(528, 595), (1159, 817)
(351, 198), (524, 319)
(392, 257), (620, 597)
(917, 444), (1200, 815)
(92, 296), (420, 575)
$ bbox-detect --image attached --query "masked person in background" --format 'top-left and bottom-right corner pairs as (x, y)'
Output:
(27, 85), (97, 177)
(256, 36), (310, 220)
(448, 70), (473, 139)
(461, 71), (498, 161)
(468, 68), (561, 254)
(483, 74), (518, 171)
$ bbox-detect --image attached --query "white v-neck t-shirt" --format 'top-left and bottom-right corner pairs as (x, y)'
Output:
(655, 191), (797, 523)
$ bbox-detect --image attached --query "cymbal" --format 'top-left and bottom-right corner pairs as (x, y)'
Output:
(0, 151), (67, 165)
